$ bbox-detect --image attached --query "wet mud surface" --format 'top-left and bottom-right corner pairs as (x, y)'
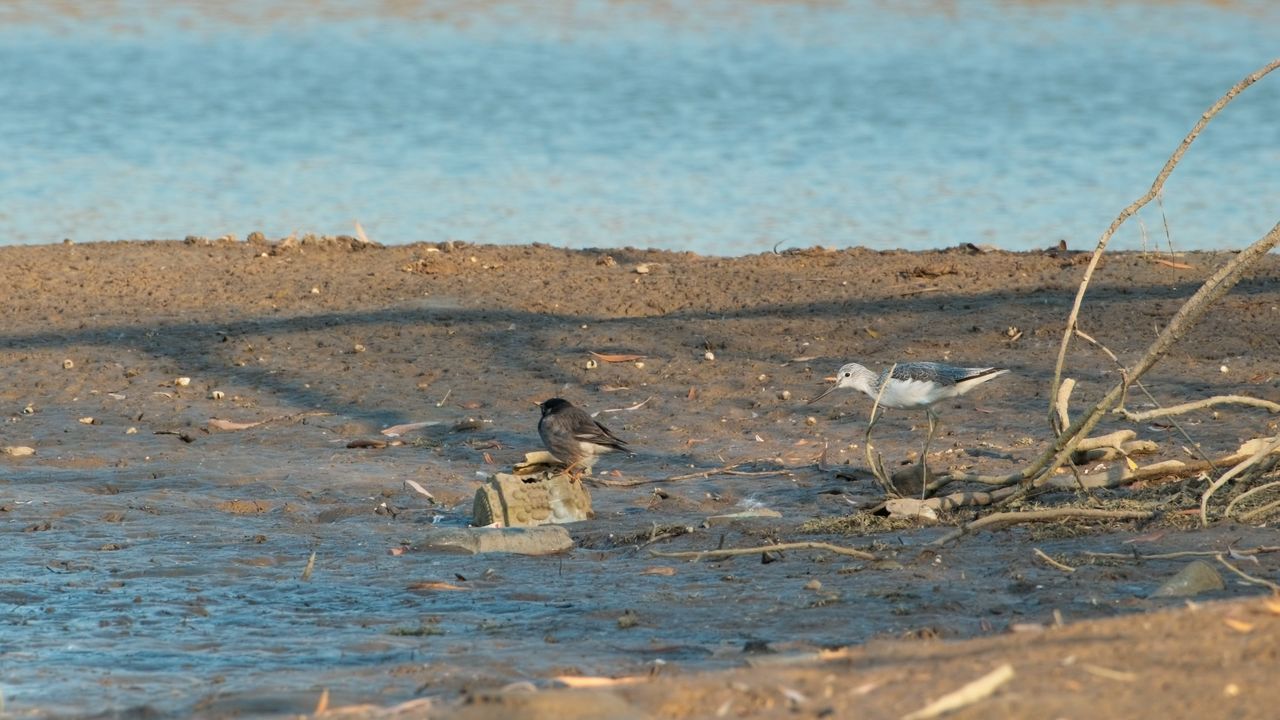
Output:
(2, 239), (1280, 718)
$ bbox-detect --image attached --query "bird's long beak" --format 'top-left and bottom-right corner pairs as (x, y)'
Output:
(807, 383), (839, 405)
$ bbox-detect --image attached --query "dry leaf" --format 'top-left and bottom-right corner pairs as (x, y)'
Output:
(594, 397), (652, 415)
(864, 327), (880, 338)
(389, 546), (407, 556)
(902, 663), (1015, 720)
(590, 351), (646, 363)
(407, 581), (469, 592)
(1080, 664), (1137, 682)
(1224, 617), (1255, 633)
(404, 478), (436, 500)
(381, 420), (441, 437)
(553, 676), (647, 689)
(208, 418), (262, 431)
(314, 689), (330, 715)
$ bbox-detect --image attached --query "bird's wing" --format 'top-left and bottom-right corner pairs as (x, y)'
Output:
(889, 362), (957, 385)
(566, 407), (629, 449)
(578, 421), (628, 449)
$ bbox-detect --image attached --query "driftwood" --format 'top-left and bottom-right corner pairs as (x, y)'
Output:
(1049, 57), (1280, 413)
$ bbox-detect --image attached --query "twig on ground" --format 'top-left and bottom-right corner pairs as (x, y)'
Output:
(1116, 395), (1280, 422)
(1216, 553), (1280, 593)
(649, 541), (875, 562)
(1200, 434), (1280, 526)
(1033, 547), (1076, 573)
(661, 462), (793, 483)
(1082, 546), (1280, 562)
(901, 664), (1015, 720)
(1225, 479), (1280, 520)
(593, 396), (652, 416)
(931, 508), (1154, 546)
(1238, 497), (1280, 524)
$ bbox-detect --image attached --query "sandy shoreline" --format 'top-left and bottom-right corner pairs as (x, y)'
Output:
(2, 238), (1279, 718)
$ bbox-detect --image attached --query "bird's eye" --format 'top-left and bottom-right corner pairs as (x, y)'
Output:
(843, 372), (851, 377)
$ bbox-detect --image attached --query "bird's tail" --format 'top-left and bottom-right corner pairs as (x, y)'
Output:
(958, 367), (1009, 390)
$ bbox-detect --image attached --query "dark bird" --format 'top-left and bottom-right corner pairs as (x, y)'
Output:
(538, 397), (629, 475)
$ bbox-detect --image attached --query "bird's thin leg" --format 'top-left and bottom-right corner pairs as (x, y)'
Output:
(919, 408), (939, 500)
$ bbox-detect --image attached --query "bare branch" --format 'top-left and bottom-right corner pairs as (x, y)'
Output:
(1049, 58), (1280, 423)
(1116, 395), (1280, 422)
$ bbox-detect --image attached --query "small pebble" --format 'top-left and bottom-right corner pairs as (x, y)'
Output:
(805, 416), (817, 426)
(804, 579), (823, 591)
(310, 287), (320, 294)
(778, 390), (792, 401)
(174, 377), (191, 387)
(634, 263), (651, 275)
(703, 351), (715, 361)
(21, 404), (34, 415)
(585, 359), (598, 370)
(126, 427), (137, 435)
(2, 446), (35, 456)
(78, 417), (95, 425)
(353, 344), (366, 353)
(634, 361), (645, 369)
(1219, 365), (1229, 373)
(210, 390), (225, 400)
(62, 359), (74, 370)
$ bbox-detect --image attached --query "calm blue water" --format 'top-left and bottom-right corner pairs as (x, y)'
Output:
(1, 1), (1277, 253)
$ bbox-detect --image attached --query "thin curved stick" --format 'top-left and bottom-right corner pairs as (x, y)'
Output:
(1216, 553), (1280, 593)
(865, 362), (897, 497)
(1048, 58), (1280, 426)
(649, 541), (875, 561)
(1200, 434), (1280, 526)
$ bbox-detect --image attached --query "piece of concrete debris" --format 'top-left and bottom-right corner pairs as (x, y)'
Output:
(418, 526), (573, 556)
(705, 507), (782, 526)
(1150, 559), (1225, 598)
(2, 446), (35, 457)
(472, 470), (593, 527)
